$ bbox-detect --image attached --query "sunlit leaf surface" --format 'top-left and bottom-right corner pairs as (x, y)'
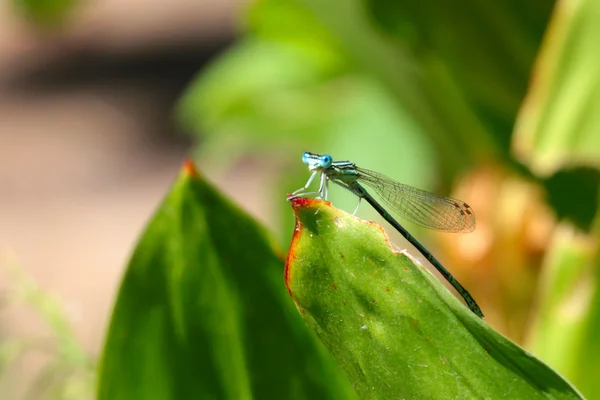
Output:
(285, 197), (582, 399)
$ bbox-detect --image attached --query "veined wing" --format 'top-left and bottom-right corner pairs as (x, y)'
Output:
(356, 167), (475, 233)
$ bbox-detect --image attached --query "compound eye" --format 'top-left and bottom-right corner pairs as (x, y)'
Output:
(321, 154), (333, 168)
(302, 151), (311, 164)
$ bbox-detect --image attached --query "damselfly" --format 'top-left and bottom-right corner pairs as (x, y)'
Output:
(291, 151), (483, 318)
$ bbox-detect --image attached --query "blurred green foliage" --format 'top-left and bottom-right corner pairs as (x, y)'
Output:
(179, 0), (554, 180)
(513, 0), (600, 176)
(516, 1), (600, 397)
(526, 227), (598, 399)
(0, 260), (95, 400)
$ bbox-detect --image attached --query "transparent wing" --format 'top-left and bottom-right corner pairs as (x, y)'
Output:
(356, 167), (475, 233)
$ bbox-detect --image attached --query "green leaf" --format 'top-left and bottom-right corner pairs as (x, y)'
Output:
(510, 2), (600, 396)
(526, 224), (600, 399)
(362, 0), (551, 135)
(285, 197), (583, 399)
(97, 160), (358, 400)
(513, 0), (600, 176)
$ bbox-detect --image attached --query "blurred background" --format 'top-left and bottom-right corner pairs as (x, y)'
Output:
(2, 0), (600, 398)
(0, 0), (236, 398)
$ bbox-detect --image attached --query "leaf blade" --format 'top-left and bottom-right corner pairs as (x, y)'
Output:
(285, 197), (583, 399)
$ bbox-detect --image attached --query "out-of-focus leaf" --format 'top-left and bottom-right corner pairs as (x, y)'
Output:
(178, 35), (435, 181)
(574, 246), (600, 400)
(295, 0), (553, 173)
(511, 2), (600, 396)
(246, 0), (345, 63)
(14, 0), (75, 27)
(179, 0), (543, 182)
(285, 197), (583, 399)
(526, 224), (600, 399)
(364, 0), (551, 142)
(177, 37), (350, 165)
(97, 160), (358, 400)
(0, 259), (95, 400)
(177, 0), (355, 170)
(514, 0), (600, 176)
(182, 0), (553, 180)
(543, 167), (600, 232)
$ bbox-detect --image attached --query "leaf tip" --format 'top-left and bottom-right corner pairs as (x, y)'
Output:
(286, 194), (321, 210)
(284, 195), (327, 298)
(182, 158), (199, 177)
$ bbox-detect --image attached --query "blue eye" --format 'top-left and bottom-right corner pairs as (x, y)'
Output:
(320, 154), (333, 168)
(302, 151), (311, 164)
